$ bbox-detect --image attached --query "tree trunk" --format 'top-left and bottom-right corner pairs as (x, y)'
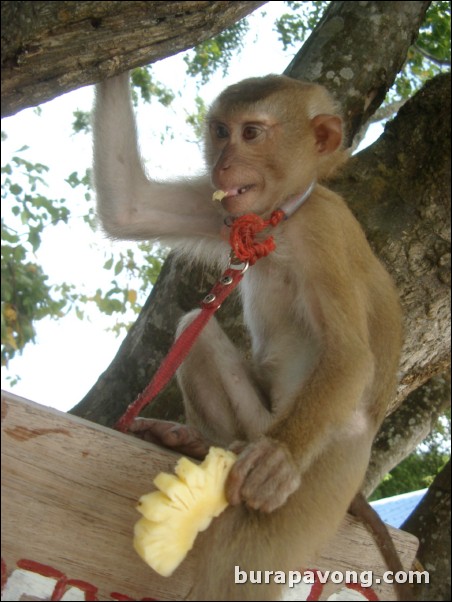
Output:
(401, 460), (451, 601)
(1, 0), (265, 117)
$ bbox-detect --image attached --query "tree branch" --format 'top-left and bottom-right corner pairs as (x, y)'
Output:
(363, 375), (451, 497)
(1, 0), (266, 117)
(414, 42), (451, 67)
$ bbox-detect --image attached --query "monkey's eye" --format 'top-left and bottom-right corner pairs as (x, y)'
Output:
(213, 124), (229, 139)
(242, 125), (261, 141)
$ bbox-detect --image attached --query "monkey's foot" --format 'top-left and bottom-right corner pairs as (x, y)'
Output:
(129, 418), (211, 460)
(226, 437), (301, 513)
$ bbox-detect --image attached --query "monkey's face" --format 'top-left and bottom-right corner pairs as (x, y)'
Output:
(205, 91), (343, 217)
(206, 112), (284, 215)
(205, 109), (322, 217)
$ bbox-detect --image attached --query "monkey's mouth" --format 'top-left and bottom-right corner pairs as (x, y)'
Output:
(225, 184), (255, 198)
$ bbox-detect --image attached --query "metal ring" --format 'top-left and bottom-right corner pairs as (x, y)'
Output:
(220, 275), (234, 286)
(203, 293), (216, 304)
(227, 252), (249, 274)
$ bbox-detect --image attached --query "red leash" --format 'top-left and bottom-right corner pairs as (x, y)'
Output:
(115, 209), (286, 432)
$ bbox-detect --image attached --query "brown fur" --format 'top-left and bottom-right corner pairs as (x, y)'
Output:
(93, 73), (402, 600)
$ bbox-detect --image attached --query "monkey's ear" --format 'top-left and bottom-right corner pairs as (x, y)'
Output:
(311, 115), (342, 155)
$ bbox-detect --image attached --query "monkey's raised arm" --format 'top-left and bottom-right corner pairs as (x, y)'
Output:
(93, 73), (223, 246)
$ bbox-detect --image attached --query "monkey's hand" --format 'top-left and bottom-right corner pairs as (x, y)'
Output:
(226, 438), (300, 512)
(129, 418), (211, 460)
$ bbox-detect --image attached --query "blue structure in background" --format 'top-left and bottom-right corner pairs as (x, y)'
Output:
(370, 489), (427, 528)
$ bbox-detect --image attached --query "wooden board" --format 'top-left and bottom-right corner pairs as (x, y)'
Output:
(1, 391), (421, 601)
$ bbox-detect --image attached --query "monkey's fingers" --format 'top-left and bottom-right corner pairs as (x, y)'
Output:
(130, 418), (211, 460)
(226, 438), (300, 512)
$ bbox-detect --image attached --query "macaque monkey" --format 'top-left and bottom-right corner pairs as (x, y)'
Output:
(93, 73), (402, 601)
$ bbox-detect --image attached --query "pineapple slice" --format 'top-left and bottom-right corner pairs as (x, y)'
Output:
(212, 189), (227, 202)
(134, 447), (237, 577)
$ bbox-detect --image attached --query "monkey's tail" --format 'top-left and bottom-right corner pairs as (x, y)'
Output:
(349, 492), (415, 601)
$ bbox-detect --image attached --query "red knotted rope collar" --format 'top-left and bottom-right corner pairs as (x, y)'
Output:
(115, 209), (286, 433)
(229, 209), (285, 265)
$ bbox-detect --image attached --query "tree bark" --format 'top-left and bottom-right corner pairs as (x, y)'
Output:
(1, 0), (265, 117)
(285, 1), (431, 146)
(401, 460), (451, 601)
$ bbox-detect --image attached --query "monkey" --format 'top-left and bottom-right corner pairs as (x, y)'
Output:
(93, 73), (403, 600)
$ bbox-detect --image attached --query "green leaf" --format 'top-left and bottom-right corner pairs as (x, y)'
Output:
(103, 256), (114, 270)
(9, 183), (22, 195)
(114, 259), (124, 276)
(183, 20), (250, 84)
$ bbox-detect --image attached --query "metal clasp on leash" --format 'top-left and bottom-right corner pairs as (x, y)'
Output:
(227, 251), (250, 274)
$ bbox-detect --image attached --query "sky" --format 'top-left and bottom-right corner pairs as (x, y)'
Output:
(1, 2), (383, 412)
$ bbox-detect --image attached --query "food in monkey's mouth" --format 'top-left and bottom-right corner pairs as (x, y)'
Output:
(212, 186), (254, 202)
(133, 447), (237, 577)
(212, 189), (227, 202)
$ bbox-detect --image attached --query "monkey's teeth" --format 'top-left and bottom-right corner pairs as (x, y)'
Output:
(221, 185), (252, 198)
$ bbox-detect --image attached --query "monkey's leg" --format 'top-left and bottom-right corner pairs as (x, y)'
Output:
(130, 309), (270, 456)
(176, 309), (272, 447)
(189, 431), (373, 602)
